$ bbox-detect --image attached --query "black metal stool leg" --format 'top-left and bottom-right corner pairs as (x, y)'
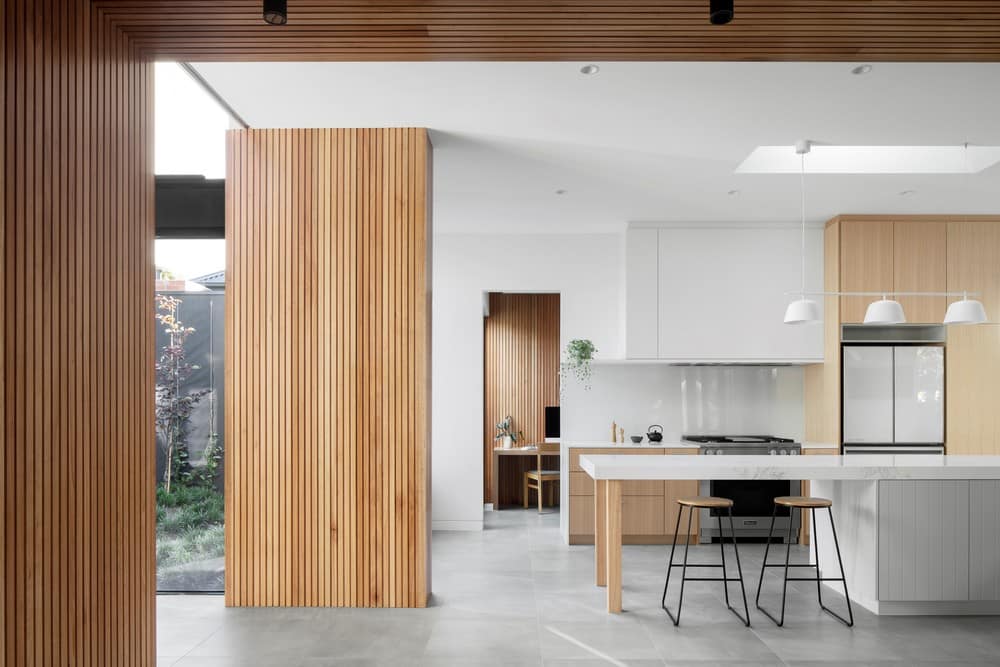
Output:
(776, 507), (796, 626)
(663, 506), (694, 626)
(812, 508), (824, 608)
(821, 506), (855, 627)
(661, 503), (684, 608)
(756, 504), (794, 627)
(718, 513), (730, 607)
(755, 504), (778, 611)
(727, 507), (751, 626)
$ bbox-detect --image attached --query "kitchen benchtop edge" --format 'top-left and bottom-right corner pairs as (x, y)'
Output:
(578, 453), (1000, 481)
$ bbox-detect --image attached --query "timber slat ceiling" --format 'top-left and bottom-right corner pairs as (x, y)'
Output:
(93, 1), (1000, 61)
(225, 128), (430, 607)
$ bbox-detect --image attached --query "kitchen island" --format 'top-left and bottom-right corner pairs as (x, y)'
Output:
(580, 453), (1000, 615)
(560, 441), (839, 545)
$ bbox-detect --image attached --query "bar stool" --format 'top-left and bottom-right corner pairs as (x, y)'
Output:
(755, 496), (854, 627)
(661, 496), (750, 626)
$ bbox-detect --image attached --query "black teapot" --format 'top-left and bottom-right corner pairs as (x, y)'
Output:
(646, 424), (664, 443)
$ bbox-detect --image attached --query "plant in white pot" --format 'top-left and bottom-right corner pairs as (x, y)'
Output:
(494, 415), (523, 450)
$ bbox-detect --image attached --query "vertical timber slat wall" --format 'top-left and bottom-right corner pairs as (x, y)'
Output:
(225, 128), (431, 608)
(483, 293), (560, 505)
(2, 0), (156, 664)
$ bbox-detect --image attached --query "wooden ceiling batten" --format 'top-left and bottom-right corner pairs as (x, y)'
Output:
(87, 1), (1000, 62)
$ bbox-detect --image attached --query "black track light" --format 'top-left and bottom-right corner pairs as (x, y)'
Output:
(263, 0), (287, 25)
(709, 0), (734, 25)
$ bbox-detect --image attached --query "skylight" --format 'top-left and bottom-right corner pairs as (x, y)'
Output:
(736, 145), (1000, 174)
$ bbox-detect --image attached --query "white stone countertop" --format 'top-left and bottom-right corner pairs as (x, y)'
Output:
(562, 441), (839, 450)
(561, 441), (700, 449)
(578, 454), (1000, 481)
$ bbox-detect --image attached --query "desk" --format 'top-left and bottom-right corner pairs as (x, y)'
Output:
(581, 453), (1000, 615)
(491, 446), (559, 509)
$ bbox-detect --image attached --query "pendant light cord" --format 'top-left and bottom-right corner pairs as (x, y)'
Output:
(800, 151), (806, 295)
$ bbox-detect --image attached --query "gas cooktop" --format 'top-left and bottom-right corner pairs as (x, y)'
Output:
(682, 435), (795, 445)
(682, 435), (800, 456)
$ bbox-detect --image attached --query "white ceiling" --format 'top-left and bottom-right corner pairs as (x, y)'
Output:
(191, 61), (1000, 234)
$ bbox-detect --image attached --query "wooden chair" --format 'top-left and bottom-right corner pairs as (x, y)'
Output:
(523, 442), (561, 512)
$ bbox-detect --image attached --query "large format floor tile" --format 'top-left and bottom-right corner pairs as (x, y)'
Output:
(158, 509), (1000, 666)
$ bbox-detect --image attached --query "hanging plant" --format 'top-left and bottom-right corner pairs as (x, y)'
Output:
(562, 338), (597, 391)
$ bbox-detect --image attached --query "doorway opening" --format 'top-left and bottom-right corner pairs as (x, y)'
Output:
(483, 292), (561, 512)
(154, 61), (233, 593)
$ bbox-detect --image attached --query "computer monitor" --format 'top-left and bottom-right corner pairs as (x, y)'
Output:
(544, 406), (560, 441)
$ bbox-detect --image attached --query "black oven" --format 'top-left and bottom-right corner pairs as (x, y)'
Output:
(709, 480), (793, 518)
(683, 435), (802, 544)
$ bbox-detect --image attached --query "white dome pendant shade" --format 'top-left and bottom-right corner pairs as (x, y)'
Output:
(944, 295), (988, 325)
(864, 298), (906, 325)
(783, 142), (822, 325)
(784, 298), (822, 324)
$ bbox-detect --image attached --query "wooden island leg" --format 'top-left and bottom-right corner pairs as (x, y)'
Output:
(606, 479), (623, 613)
(595, 479), (607, 586)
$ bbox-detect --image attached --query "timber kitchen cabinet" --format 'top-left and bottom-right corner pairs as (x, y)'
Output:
(567, 446), (699, 544)
(805, 215), (1000, 456)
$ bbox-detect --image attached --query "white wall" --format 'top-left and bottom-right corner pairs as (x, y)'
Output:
(432, 233), (623, 530)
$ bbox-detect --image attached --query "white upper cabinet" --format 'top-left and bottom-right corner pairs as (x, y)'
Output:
(624, 225), (823, 362)
(625, 228), (659, 358)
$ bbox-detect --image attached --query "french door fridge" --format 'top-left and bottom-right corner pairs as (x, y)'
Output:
(842, 345), (944, 453)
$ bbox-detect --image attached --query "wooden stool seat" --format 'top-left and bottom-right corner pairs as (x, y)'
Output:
(677, 496), (734, 509)
(774, 496), (832, 509)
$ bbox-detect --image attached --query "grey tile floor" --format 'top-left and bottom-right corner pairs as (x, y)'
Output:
(158, 509), (1000, 666)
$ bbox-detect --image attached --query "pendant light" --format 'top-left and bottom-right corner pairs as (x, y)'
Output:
(784, 140), (822, 325)
(944, 291), (988, 325)
(864, 295), (906, 325)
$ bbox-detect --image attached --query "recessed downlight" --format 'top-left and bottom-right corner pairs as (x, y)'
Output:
(851, 64), (873, 75)
(580, 64), (600, 75)
(727, 189), (740, 196)
(899, 189), (917, 196)
(555, 189), (568, 195)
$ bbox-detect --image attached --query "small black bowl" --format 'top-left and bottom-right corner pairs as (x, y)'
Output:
(630, 435), (643, 444)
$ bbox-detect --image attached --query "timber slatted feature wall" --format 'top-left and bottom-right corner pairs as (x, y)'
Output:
(484, 293), (560, 505)
(2, 0), (155, 664)
(225, 128), (431, 608)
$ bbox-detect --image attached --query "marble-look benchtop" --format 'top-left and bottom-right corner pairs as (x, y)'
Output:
(579, 454), (1000, 481)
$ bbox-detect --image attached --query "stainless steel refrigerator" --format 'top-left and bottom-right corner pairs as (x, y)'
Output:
(842, 345), (945, 454)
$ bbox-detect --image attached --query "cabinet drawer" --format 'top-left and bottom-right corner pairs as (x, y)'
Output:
(623, 496), (666, 536)
(569, 471), (594, 496)
(569, 447), (664, 472)
(623, 480), (664, 496)
(569, 495), (595, 536)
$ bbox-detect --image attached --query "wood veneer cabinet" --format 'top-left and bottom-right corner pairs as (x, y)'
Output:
(948, 221), (1000, 319)
(840, 220), (895, 324)
(568, 447), (699, 544)
(895, 221), (948, 323)
(947, 325), (1000, 455)
(806, 215), (1000, 457)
